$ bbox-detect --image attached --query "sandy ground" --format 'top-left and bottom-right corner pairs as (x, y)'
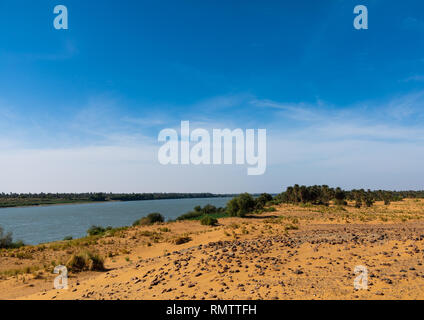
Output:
(1, 199), (424, 300)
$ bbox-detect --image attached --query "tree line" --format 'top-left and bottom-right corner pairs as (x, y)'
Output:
(275, 185), (424, 208)
(0, 192), (236, 208)
(0, 192), (234, 201)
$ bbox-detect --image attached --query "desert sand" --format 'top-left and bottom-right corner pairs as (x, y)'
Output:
(1, 199), (424, 300)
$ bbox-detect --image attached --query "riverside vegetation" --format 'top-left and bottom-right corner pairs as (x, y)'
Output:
(0, 192), (234, 208)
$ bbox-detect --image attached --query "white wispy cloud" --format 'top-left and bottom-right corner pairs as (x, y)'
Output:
(0, 40), (79, 62)
(249, 99), (327, 122)
(402, 75), (424, 82)
(1, 91), (424, 192)
(252, 91), (424, 142)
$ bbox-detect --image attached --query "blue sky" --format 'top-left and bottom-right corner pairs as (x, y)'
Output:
(0, 0), (423, 193)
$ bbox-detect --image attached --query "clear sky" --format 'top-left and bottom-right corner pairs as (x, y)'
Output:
(0, 0), (423, 193)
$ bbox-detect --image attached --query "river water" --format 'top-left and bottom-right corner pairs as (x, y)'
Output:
(0, 197), (231, 245)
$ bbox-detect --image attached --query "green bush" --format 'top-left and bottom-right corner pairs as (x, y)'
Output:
(87, 225), (112, 236)
(176, 211), (203, 221)
(365, 198), (374, 207)
(176, 205), (226, 221)
(202, 204), (217, 214)
(0, 226), (24, 249)
(255, 193), (273, 209)
(200, 216), (218, 226)
(133, 212), (164, 226)
(227, 193), (256, 217)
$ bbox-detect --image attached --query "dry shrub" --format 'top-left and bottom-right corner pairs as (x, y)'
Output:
(66, 251), (104, 272)
(172, 236), (191, 245)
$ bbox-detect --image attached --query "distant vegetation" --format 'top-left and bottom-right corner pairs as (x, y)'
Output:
(1, 188), (422, 209)
(274, 185), (424, 208)
(0, 192), (235, 208)
(109, 193), (234, 201)
(170, 186), (416, 222)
